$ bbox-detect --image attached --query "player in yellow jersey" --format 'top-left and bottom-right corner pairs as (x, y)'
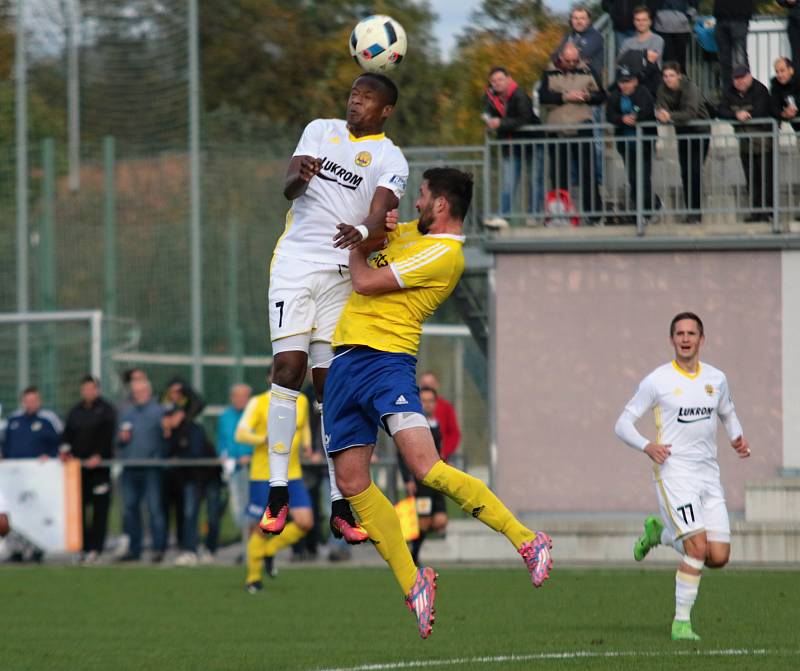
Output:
(235, 374), (312, 593)
(325, 168), (553, 639)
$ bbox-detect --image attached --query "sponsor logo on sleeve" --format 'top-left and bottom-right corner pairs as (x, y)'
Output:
(389, 174), (407, 190)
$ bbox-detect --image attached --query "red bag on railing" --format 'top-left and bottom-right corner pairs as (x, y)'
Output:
(544, 189), (580, 227)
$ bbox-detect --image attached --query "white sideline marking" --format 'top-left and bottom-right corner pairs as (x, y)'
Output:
(315, 648), (798, 671)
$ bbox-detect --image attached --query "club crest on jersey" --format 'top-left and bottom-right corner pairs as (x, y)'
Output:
(705, 384), (715, 396)
(354, 151), (372, 167)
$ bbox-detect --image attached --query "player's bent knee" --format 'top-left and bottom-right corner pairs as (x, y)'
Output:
(292, 509), (314, 532)
(706, 544), (730, 568)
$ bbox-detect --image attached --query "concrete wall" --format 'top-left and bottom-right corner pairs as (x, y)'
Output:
(494, 250), (785, 514)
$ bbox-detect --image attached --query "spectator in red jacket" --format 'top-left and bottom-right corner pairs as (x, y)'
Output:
(418, 371), (461, 462)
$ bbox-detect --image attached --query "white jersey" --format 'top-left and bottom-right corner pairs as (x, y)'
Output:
(615, 360), (743, 477)
(274, 118), (409, 266)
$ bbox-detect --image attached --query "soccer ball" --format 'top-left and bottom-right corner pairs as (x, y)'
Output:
(349, 15), (407, 72)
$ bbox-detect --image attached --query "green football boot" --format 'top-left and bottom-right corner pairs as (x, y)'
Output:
(671, 619), (701, 641)
(633, 515), (664, 561)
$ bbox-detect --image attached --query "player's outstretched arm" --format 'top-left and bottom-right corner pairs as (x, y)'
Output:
(333, 186), (399, 249)
(284, 155), (322, 200)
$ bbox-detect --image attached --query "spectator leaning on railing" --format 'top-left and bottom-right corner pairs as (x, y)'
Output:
(648, 0), (698, 72)
(713, 0), (753, 91)
(655, 62), (710, 223)
(718, 65), (774, 222)
(778, 0), (800, 71)
(539, 42), (606, 224)
(770, 57), (800, 129)
(62, 375), (116, 563)
(607, 65), (659, 222)
(481, 66), (540, 228)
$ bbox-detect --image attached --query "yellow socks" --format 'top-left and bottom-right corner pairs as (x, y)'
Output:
(422, 460), (534, 550)
(245, 522), (308, 584)
(348, 481), (418, 594)
(262, 522), (306, 558)
(246, 532), (270, 584)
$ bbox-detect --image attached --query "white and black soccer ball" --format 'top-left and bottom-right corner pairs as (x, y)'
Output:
(349, 15), (407, 73)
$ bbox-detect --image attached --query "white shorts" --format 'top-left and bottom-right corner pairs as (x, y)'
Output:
(654, 471), (730, 544)
(268, 255), (351, 348)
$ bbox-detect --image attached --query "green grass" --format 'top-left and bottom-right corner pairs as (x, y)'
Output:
(1, 566), (798, 670)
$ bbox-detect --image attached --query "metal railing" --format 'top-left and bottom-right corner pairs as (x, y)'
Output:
(483, 119), (800, 235)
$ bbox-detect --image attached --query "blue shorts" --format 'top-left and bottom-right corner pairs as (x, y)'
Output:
(324, 346), (423, 454)
(246, 479), (312, 519)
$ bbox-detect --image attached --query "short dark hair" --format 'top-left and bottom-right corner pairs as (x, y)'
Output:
(81, 374), (99, 386)
(632, 5), (651, 18)
(489, 66), (508, 77)
(670, 312), (704, 336)
(662, 60), (682, 75)
(355, 72), (398, 106)
(571, 5), (591, 19)
(422, 168), (474, 221)
(22, 385), (38, 396)
(122, 367), (145, 384)
(419, 386), (438, 399)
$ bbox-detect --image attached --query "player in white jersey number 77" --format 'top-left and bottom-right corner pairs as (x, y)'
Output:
(261, 73), (409, 543)
(614, 312), (751, 642)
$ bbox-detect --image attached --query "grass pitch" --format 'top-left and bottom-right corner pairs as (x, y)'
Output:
(1, 565), (798, 670)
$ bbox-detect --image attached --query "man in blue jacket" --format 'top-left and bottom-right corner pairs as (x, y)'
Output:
(2, 387), (62, 459)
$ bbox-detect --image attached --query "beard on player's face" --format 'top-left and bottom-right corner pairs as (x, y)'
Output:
(417, 203), (434, 233)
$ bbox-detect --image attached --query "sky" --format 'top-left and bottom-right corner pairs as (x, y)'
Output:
(432, 0), (570, 61)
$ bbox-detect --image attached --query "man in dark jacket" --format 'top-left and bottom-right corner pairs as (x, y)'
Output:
(718, 65), (774, 221)
(607, 66), (659, 221)
(2, 387), (62, 459)
(603, 0), (639, 52)
(62, 375), (116, 561)
(482, 66), (541, 225)
(540, 43), (607, 223)
(713, 0), (753, 90)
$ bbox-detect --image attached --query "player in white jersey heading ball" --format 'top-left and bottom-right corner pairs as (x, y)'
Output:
(614, 312), (751, 641)
(261, 72), (409, 543)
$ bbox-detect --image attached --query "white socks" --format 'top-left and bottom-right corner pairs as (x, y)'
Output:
(268, 384), (300, 487)
(675, 569), (701, 621)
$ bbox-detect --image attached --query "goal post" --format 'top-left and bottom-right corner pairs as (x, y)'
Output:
(0, 310), (102, 418)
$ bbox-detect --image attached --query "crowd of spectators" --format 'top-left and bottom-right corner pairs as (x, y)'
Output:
(0, 367), (462, 566)
(483, 3), (800, 226)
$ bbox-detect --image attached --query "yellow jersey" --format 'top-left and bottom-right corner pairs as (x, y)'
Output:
(234, 391), (311, 482)
(332, 221), (465, 355)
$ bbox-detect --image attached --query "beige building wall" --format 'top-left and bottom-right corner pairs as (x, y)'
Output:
(494, 251), (782, 514)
